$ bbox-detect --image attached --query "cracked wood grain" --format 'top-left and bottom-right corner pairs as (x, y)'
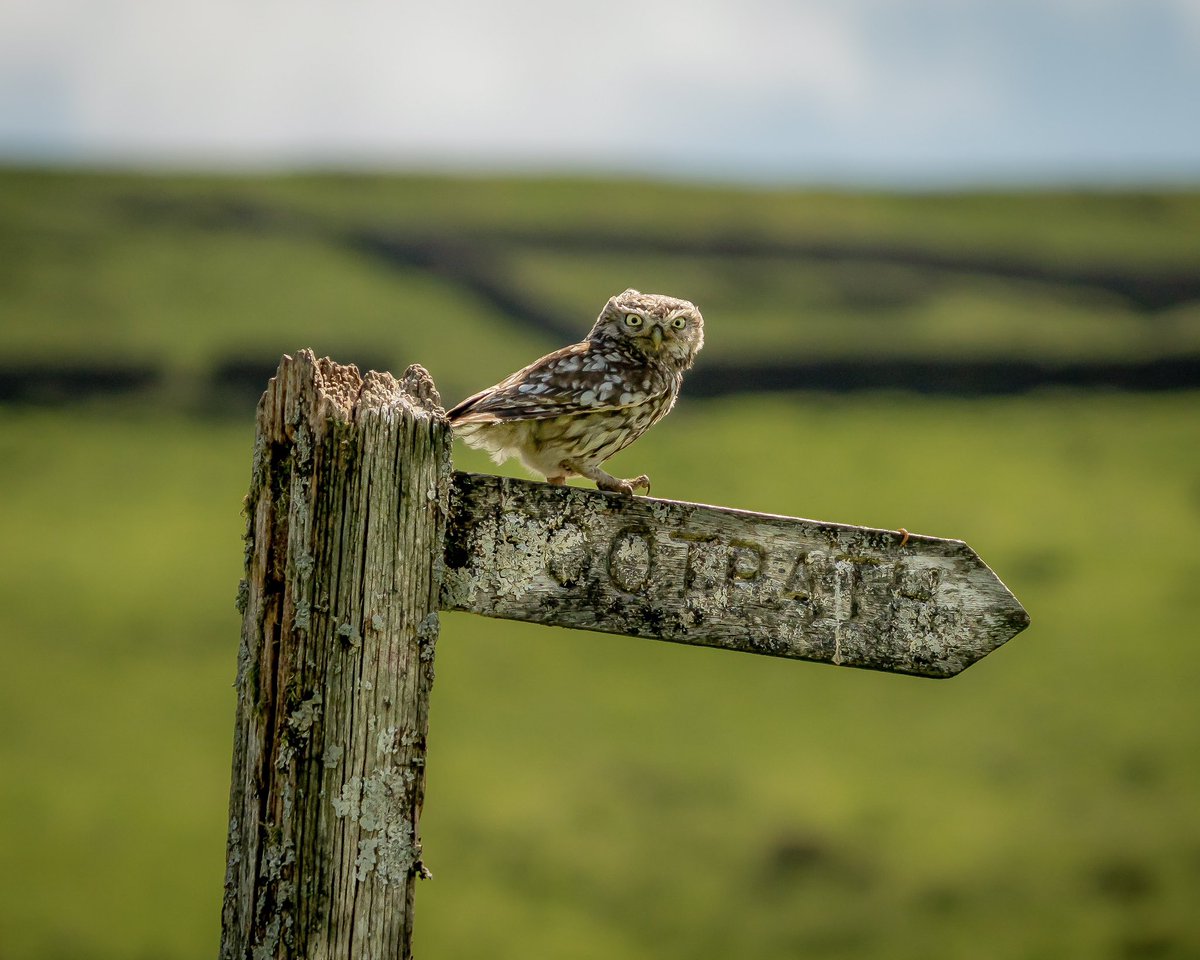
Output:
(222, 350), (451, 960)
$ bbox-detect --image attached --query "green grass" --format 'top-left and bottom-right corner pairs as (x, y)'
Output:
(2, 392), (1198, 960)
(2, 169), (1199, 400)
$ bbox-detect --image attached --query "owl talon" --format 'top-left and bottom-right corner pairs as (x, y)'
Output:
(592, 474), (651, 496)
(596, 477), (632, 495)
(563, 461), (648, 496)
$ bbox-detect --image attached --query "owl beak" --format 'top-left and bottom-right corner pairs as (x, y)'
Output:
(649, 325), (664, 350)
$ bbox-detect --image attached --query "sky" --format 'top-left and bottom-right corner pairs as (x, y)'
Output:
(1, 0), (1198, 186)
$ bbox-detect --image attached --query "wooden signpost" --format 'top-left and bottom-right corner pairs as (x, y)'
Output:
(221, 350), (1029, 959)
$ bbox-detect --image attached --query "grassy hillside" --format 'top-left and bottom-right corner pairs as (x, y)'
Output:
(2, 169), (1198, 406)
(1, 171), (1198, 959)
(6, 168), (1200, 262)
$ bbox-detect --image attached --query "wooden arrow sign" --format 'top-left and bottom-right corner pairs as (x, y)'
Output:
(441, 473), (1029, 678)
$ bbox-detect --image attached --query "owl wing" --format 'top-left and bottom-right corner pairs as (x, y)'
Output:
(448, 341), (663, 425)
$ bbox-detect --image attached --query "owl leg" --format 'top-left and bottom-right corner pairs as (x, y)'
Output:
(566, 461), (651, 497)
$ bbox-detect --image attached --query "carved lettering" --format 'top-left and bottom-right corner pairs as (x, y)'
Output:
(544, 526), (589, 588)
(670, 531), (719, 592)
(562, 517), (948, 638)
(779, 552), (898, 622)
(727, 539), (766, 584)
(781, 552), (814, 602)
(607, 528), (654, 594)
(850, 559), (897, 621)
(780, 552), (818, 620)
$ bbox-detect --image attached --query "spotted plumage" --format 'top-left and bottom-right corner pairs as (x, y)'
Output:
(448, 289), (704, 495)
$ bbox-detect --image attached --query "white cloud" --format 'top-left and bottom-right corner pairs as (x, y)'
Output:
(0, 0), (1196, 181)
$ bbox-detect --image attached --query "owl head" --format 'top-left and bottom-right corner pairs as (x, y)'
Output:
(587, 289), (705, 371)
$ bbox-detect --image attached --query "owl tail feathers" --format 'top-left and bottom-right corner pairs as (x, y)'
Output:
(446, 389), (503, 425)
(448, 390), (528, 465)
(446, 416), (515, 465)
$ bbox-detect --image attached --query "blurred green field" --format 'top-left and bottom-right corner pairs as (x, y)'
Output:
(1, 171), (1199, 960)
(3, 170), (1199, 400)
(2, 395), (1199, 960)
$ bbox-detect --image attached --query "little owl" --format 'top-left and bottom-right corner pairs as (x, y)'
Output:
(448, 289), (704, 495)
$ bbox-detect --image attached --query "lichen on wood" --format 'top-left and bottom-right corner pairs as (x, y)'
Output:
(221, 350), (451, 960)
(441, 473), (1029, 678)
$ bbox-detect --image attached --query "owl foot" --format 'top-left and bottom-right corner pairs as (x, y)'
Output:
(598, 474), (651, 496)
(565, 462), (651, 496)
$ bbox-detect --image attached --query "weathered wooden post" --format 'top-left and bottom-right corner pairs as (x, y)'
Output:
(223, 350), (450, 959)
(223, 350), (1029, 958)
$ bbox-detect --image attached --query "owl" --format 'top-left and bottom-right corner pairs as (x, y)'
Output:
(447, 289), (704, 495)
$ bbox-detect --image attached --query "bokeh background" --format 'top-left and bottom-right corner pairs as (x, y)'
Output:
(2, 2), (1199, 958)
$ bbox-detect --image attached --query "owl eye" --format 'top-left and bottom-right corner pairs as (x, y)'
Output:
(624, 313), (643, 327)
(671, 317), (687, 329)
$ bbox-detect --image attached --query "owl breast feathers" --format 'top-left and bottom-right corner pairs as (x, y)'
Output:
(447, 289), (703, 496)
